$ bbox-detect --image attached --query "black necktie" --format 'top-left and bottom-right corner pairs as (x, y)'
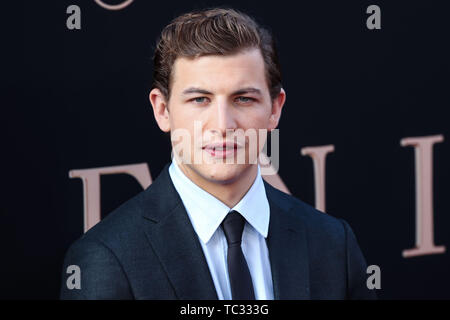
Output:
(221, 210), (255, 300)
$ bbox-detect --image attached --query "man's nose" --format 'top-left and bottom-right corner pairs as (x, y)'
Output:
(209, 99), (238, 135)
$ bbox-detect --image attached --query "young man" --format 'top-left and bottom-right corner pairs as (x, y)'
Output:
(60, 8), (376, 300)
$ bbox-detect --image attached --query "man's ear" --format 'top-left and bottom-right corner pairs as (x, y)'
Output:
(268, 88), (286, 131)
(149, 88), (171, 132)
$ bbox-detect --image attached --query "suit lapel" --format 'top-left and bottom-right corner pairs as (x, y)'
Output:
(264, 181), (311, 300)
(140, 164), (218, 300)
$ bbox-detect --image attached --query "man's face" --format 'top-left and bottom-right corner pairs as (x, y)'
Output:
(151, 47), (284, 185)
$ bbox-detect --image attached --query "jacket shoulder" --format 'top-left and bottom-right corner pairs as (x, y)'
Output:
(264, 180), (347, 239)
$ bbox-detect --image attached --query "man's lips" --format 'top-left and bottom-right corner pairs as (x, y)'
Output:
(202, 142), (243, 158)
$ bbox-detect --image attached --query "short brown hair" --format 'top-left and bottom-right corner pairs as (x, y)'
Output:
(151, 7), (282, 101)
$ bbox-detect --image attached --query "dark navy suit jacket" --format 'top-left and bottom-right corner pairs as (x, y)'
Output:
(60, 163), (376, 299)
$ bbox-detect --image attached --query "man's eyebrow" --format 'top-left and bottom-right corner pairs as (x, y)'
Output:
(181, 87), (212, 95)
(231, 87), (262, 96)
(181, 87), (262, 96)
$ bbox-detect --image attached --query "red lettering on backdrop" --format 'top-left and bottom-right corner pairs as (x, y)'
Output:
(301, 145), (335, 212)
(69, 163), (151, 232)
(68, 136), (447, 259)
(94, 0), (134, 11)
(401, 135), (446, 258)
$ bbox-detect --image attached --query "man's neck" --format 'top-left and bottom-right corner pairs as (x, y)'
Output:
(175, 162), (258, 208)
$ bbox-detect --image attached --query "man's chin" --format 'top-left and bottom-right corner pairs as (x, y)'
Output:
(191, 163), (251, 184)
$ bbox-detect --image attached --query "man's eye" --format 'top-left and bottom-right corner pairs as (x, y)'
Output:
(236, 96), (255, 104)
(191, 97), (208, 104)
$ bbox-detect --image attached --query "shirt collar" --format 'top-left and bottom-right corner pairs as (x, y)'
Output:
(168, 160), (270, 244)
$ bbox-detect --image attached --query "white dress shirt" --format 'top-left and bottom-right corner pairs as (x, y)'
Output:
(168, 160), (274, 300)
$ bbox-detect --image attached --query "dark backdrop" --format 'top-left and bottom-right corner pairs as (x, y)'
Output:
(4, 0), (450, 299)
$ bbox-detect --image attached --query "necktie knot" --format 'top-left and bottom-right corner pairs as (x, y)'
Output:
(221, 210), (245, 247)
